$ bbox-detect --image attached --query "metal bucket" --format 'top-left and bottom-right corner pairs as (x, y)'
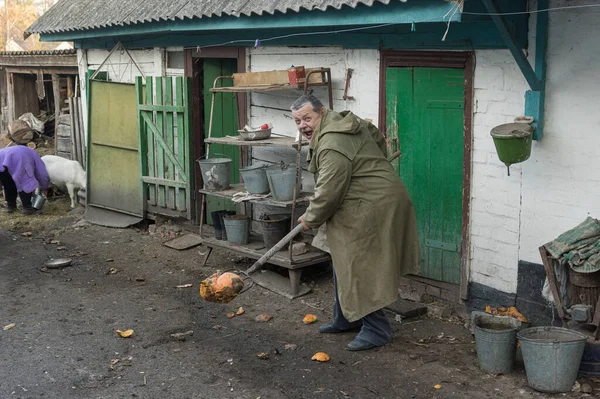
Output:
(240, 164), (269, 194)
(473, 314), (519, 374)
(258, 214), (291, 249)
(265, 164), (298, 201)
(223, 214), (249, 245)
(198, 158), (232, 191)
(518, 326), (588, 393)
(31, 193), (46, 210)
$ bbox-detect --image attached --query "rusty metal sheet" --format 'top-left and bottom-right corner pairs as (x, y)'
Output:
(87, 80), (143, 220)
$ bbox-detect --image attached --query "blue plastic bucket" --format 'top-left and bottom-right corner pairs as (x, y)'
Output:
(223, 215), (249, 245)
(240, 164), (269, 194)
(265, 164), (299, 201)
(198, 158), (231, 191)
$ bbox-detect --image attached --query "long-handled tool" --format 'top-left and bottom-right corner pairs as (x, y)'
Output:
(245, 150), (401, 276)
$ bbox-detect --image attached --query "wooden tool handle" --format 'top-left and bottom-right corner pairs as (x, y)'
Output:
(246, 224), (305, 274)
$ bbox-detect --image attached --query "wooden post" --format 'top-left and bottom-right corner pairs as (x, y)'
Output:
(6, 71), (14, 124)
(67, 76), (73, 98)
(51, 74), (61, 154)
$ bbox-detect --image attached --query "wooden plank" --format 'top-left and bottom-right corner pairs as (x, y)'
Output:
(135, 76), (148, 216)
(164, 76), (176, 209)
(145, 77), (156, 205)
(76, 97), (86, 166)
(481, 0), (540, 91)
(204, 235), (329, 269)
(155, 77), (166, 207)
(205, 135), (307, 147)
(175, 77), (187, 212)
(52, 74), (61, 155)
(68, 98), (77, 161)
(138, 104), (185, 112)
(183, 77), (193, 219)
(232, 68), (325, 87)
(142, 176), (187, 187)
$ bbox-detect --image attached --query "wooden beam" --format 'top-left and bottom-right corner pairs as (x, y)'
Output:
(52, 74), (61, 154)
(481, 0), (541, 91)
(6, 72), (14, 123)
(530, 0), (548, 141)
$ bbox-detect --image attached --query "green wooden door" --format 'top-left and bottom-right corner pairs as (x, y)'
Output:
(386, 67), (464, 284)
(203, 59), (240, 225)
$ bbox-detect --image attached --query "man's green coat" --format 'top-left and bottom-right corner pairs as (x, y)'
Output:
(303, 110), (420, 322)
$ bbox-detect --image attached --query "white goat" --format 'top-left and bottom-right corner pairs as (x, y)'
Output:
(41, 155), (86, 208)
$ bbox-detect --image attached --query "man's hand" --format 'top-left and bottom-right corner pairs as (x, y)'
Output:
(297, 216), (310, 231)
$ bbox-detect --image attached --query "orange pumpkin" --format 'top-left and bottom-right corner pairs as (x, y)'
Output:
(199, 272), (244, 304)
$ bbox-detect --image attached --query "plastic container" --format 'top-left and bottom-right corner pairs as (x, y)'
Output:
(223, 214), (249, 245)
(473, 314), (519, 374)
(198, 158), (232, 190)
(490, 123), (533, 175)
(265, 164), (299, 201)
(518, 326), (588, 393)
(240, 164), (270, 194)
(258, 214), (291, 249)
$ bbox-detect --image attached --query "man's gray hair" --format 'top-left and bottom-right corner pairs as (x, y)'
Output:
(290, 95), (325, 112)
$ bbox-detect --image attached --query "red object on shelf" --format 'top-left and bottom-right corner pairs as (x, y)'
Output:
(288, 66), (306, 86)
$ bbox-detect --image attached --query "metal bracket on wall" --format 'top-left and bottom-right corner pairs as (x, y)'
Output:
(481, 0), (548, 141)
(343, 68), (354, 101)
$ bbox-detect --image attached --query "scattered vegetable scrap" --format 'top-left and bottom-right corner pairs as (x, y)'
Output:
(227, 312), (236, 319)
(176, 284), (193, 288)
(116, 329), (134, 338)
(303, 314), (318, 324)
(255, 314), (273, 322)
(311, 352), (330, 362)
(3, 322), (16, 331)
(284, 343), (297, 351)
(484, 305), (528, 322)
(434, 384), (441, 389)
(236, 307), (245, 315)
(256, 353), (270, 360)
(20, 232), (32, 237)
(199, 272), (244, 303)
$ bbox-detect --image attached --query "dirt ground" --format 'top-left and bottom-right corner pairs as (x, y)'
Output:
(0, 197), (598, 399)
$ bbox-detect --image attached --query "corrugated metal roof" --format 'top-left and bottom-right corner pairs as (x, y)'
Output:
(26, 0), (398, 36)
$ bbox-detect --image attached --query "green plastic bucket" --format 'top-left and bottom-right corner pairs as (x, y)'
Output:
(490, 123), (533, 174)
(265, 164), (299, 201)
(473, 314), (519, 374)
(198, 158), (232, 191)
(223, 214), (249, 245)
(518, 326), (588, 393)
(240, 164), (269, 194)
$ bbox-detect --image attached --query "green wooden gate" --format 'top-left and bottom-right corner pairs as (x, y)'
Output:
(203, 59), (240, 225)
(386, 67), (464, 284)
(136, 76), (193, 220)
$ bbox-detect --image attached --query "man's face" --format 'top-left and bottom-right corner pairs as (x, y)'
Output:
(292, 103), (323, 140)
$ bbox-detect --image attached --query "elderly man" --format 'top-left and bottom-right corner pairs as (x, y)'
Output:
(0, 145), (50, 215)
(292, 94), (419, 351)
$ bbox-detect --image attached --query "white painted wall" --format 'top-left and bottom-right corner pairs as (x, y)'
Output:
(247, 46), (380, 192)
(469, 0), (600, 293)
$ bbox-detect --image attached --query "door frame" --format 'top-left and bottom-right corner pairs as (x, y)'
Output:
(378, 50), (474, 301)
(184, 47), (247, 223)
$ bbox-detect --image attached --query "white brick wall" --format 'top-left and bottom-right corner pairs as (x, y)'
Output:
(469, 0), (600, 293)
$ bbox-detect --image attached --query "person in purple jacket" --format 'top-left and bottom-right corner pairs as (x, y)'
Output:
(0, 145), (50, 215)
